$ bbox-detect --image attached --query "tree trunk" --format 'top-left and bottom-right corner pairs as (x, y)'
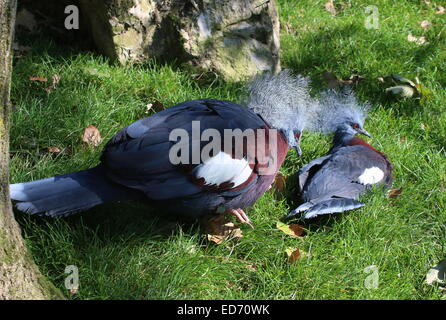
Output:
(0, 0), (65, 300)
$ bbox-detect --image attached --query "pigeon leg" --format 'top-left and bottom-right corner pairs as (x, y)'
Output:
(226, 208), (254, 228)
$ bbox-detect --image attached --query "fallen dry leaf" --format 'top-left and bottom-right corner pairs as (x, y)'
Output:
(45, 74), (60, 93)
(285, 247), (301, 263)
(283, 23), (297, 34)
(389, 74), (417, 87)
(345, 73), (365, 86)
(322, 71), (363, 89)
(420, 20), (431, 29)
(29, 76), (47, 82)
(276, 221), (305, 238)
(246, 263), (258, 272)
(407, 34), (427, 45)
(380, 74), (427, 100)
(273, 172), (286, 192)
(325, 0), (337, 16)
(386, 85), (416, 98)
(436, 6), (445, 14)
(47, 146), (61, 153)
(82, 125), (102, 147)
(152, 100), (166, 112)
(289, 224), (305, 237)
(203, 215), (243, 245)
(387, 187), (403, 199)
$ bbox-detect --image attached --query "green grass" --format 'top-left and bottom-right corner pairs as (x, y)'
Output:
(10, 0), (446, 299)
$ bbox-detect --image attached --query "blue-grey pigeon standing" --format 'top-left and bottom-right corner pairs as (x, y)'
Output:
(11, 70), (318, 225)
(287, 89), (393, 219)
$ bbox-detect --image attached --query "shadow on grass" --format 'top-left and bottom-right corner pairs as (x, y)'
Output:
(283, 23), (439, 116)
(15, 200), (200, 247)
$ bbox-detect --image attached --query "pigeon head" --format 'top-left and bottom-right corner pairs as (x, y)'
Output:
(311, 88), (371, 140)
(245, 70), (318, 155)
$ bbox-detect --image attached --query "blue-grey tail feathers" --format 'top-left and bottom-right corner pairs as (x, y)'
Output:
(10, 165), (144, 217)
(287, 198), (364, 219)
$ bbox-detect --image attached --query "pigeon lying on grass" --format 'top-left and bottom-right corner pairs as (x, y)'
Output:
(287, 89), (393, 219)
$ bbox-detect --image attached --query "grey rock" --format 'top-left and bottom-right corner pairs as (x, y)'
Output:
(79, 0), (281, 81)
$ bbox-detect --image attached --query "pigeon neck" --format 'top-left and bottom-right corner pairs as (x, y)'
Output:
(332, 130), (380, 154)
(332, 130), (355, 148)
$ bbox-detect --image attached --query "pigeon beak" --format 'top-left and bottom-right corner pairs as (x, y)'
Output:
(357, 128), (372, 138)
(294, 145), (303, 156)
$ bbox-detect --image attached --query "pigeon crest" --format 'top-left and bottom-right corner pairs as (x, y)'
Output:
(245, 70), (318, 134)
(311, 88), (370, 133)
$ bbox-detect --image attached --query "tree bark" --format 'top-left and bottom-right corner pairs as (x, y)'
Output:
(0, 0), (65, 300)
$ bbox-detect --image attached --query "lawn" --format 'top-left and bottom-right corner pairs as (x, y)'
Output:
(9, 0), (446, 299)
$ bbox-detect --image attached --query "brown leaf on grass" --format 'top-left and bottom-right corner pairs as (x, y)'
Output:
(152, 100), (166, 112)
(380, 74), (425, 99)
(385, 85), (416, 98)
(45, 74), (60, 93)
(29, 76), (47, 82)
(325, 0), (337, 16)
(388, 74), (417, 87)
(276, 221), (305, 238)
(82, 125), (102, 147)
(289, 224), (305, 237)
(273, 172), (286, 192)
(420, 20), (431, 29)
(436, 6), (445, 14)
(283, 23), (296, 34)
(144, 100), (165, 115)
(387, 187), (403, 199)
(203, 215), (243, 245)
(47, 146), (61, 153)
(246, 263), (258, 272)
(286, 248), (301, 263)
(322, 71), (363, 89)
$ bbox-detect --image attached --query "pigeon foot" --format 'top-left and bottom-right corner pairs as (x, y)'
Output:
(226, 208), (254, 228)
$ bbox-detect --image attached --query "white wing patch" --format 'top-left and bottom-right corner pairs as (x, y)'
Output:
(194, 152), (253, 188)
(357, 167), (384, 185)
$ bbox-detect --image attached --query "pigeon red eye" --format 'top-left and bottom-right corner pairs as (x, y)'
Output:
(295, 132), (301, 138)
(353, 123), (359, 129)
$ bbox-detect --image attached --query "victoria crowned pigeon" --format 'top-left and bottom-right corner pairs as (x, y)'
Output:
(287, 89), (393, 219)
(11, 70), (318, 224)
